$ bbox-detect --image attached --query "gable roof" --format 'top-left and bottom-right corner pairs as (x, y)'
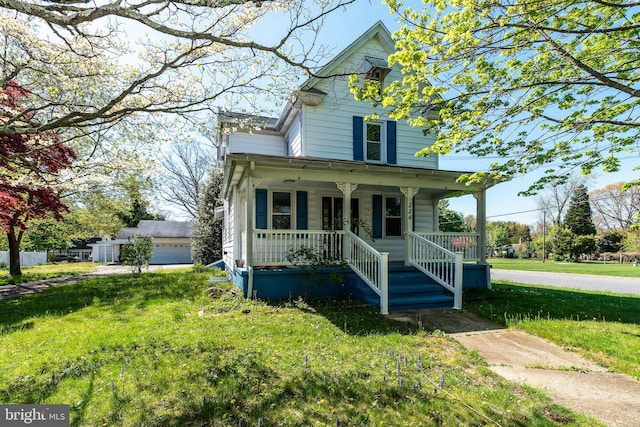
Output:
(301, 21), (395, 91)
(216, 22), (397, 135)
(117, 220), (193, 239)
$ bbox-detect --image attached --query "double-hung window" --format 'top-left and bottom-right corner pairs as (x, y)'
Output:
(372, 195), (403, 238)
(385, 197), (402, 236)
(272, 192), (291, 229)
(353, 117), (396, 164)
(366, 122), (383, 162)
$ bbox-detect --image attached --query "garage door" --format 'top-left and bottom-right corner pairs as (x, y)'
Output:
(150, 244), (192, 264)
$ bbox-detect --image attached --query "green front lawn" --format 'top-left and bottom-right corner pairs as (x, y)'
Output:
(488, 257), (640, 277)
(466, 282), (640, 379)
(0, 262), (99, 285)
(0, 270), (592, 426)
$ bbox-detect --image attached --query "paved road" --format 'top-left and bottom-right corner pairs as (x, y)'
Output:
(491, 269), (640, 295)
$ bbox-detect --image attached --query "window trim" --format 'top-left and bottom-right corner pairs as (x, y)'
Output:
(384, 195), (403, 237)
(271, 191), (292, 230)
(365, 121), (386, 163)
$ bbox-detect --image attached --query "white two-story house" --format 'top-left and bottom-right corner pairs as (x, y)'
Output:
(218, 22), (493, 313)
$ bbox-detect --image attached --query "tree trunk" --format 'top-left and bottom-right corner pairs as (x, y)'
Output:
(7, 228), (22, 277)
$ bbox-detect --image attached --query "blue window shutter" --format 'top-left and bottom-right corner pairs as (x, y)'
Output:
(372, 195), (383, 239)
(353, 116), (364, 161)
(387, 120), (397, 164)
(255, 189), (267, 229)
(296, 191), (308, 230)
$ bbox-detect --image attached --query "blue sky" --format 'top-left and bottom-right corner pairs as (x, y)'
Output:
(303, 0), (638, 227)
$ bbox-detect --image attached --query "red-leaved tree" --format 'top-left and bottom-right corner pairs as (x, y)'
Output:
(1, 81), (76, 276)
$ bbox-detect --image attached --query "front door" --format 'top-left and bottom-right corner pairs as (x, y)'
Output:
(322, 197), (360, 234)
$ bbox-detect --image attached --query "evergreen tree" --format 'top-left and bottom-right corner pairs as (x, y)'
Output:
(191, 169), (223, 265)
(563, 185), (596, 236)
(558, 185), (597, 261)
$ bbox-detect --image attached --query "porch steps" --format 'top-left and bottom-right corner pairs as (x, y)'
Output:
(352, 265), (454, 312)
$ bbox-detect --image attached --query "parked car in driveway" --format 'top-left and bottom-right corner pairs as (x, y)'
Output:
(51, 254), (81, 262)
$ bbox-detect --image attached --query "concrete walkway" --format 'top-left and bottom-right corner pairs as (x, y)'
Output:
(389, 308), (640, 427)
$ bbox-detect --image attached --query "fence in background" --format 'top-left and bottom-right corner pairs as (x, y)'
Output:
(0, 251), (47, 267)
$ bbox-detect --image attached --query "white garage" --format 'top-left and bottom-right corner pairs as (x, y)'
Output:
(91, 220), (194, 265)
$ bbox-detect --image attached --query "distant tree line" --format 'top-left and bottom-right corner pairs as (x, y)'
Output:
(439, 179), (639, 262)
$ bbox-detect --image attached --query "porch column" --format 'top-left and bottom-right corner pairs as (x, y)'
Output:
(336, 182), (357, 262)
(232, 184), (240, 267)
(474, 190), (487, 265)
(400, 186), (419, 266)
(432, 199), (440, 231)
(246, 175), (254, 297)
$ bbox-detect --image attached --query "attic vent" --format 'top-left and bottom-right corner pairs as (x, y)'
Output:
(365, 56), (391, 83)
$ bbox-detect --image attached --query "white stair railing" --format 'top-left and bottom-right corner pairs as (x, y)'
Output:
(415, 232), (479, 262)
(345, 230), (389, 314)
(408, 232), (463, 309)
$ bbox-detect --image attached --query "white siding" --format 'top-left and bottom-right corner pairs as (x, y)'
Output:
(223, 35), (438, 169)
(228, 132), (285, 156)
(222, 196), (235, 266)
(300, 35), (438, 169)
(249, 184), (413, 261)
(414, 193), (436, 232)
(285, 114), (302, 157)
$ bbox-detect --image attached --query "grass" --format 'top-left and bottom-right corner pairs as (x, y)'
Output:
(0, 262), (99, 285)
(0, 269), (595, 426)
(465, 282), (640, 380)
(488, 257), (640, 277)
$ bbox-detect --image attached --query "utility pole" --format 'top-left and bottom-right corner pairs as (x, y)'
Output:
(542, 211), (546, 263)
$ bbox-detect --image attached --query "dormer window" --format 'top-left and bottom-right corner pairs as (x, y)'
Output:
(365, 57), (391, 95)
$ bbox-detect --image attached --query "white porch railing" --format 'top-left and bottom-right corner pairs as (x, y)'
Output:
(408, 232), (463, 309)
(416, 232), (479, 262)
(251, 230), (344, 266)
(345, 230), (389, 314)
(238, 229), (463, 313)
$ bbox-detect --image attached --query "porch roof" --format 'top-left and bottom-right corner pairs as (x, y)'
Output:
(224, 153), (497, 198)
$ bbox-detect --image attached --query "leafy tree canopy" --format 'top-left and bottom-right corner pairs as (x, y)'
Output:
(120, 235), (153, 275)
(487, 222), (510, 249)
(1, 0), (355, 212)
(353, 0), (640, 193)
(502, 221), (532, 244)
(437, 200), (465, 232)
(1, 81), (75, 275)
(598, 230), (625, 253)
(0, 0), (354, 140)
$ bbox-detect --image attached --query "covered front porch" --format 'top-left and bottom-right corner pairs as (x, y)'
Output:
(221, 154), (492, 313)
(228, 229), (488, 313)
